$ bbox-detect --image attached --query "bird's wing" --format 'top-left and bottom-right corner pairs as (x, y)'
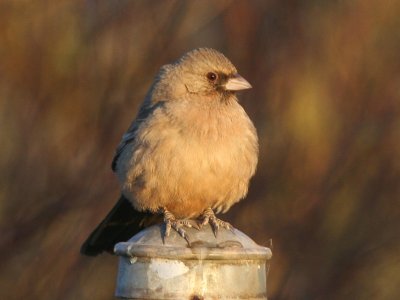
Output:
(111, 98), (165, 171)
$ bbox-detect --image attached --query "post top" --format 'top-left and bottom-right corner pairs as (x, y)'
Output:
(114, 221), (272, 261)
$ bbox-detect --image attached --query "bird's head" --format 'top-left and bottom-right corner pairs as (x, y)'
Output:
(177, 48), (252, 97)
(153, 48), (251, 102)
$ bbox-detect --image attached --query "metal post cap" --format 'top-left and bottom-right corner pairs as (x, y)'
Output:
(115, 222), (272, 299)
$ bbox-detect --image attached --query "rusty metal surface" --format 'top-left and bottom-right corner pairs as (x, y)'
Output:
(115, 223), (271, 299)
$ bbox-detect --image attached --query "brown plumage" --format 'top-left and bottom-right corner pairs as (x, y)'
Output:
(81, 48), (258, 256)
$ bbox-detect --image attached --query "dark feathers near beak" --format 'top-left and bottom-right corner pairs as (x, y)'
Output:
(224, 73), (252, 91)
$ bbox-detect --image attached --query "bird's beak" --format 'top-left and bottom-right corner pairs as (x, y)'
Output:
(224, 73), (252, 91)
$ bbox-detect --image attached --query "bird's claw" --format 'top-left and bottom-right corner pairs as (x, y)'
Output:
(163, 208), (192, 245)
(199, 208), (233, 237)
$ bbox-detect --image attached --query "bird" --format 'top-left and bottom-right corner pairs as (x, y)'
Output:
(80, 48), (258, 256)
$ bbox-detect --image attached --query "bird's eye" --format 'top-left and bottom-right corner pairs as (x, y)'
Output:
(207, 72), (218, 81)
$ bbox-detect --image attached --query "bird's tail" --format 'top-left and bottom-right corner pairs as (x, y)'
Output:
(80, 195), (162, 256)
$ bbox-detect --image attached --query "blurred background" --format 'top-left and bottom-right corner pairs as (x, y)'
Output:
(1, 0), (399, 299)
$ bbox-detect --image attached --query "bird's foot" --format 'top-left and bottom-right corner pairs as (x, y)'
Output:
(162, 208), (192, 245)
(199, 207), (233, 237)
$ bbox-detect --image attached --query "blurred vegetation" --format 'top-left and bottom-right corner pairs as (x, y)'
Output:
(1, 0), (400, 299)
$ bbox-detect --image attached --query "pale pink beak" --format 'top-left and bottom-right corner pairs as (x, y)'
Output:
(224, 73), (252, 91)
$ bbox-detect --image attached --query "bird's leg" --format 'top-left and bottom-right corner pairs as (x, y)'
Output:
(162, 207), (192, 245)
(199, 207), (233, 237)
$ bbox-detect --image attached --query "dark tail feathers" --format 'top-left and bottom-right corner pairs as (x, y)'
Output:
(80, 195), (162, 256)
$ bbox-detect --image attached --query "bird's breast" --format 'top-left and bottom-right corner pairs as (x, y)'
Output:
(119, 100), (258, 217)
